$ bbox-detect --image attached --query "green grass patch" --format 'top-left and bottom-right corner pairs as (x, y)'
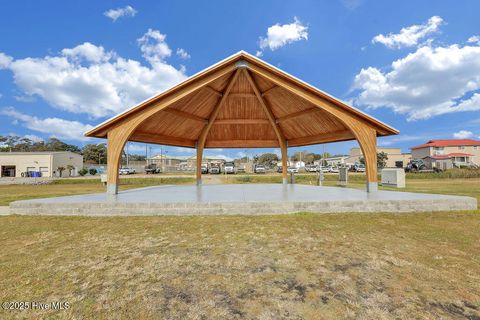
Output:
(52, 176), (195, 185)
(405, 168), (480, 179)
(0, 177), (195, 206)
(0, 212), (479, 319)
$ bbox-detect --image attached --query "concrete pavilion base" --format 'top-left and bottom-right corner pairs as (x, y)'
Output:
(9, 184), (477, 216)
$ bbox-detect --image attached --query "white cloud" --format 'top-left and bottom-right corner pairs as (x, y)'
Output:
(1, 107), (93, 141)
(0, 30), (187, 118)
(124, 142), (148, 153)
(257, 17), (308, 56)
(61, 42), (115, 63)
(352, 42), (480, 121)
(468, 35), (480, 45)
(372, 16), (443, 49)
(104, 5), (137, 22)
(0, 52), (12, 68)
(236, 151), (247, 158)
(137, 29), (172, 64)
(173, 146), (195, 154)
(14, 95), (36, 103)
(211, 154), (233, 161)
(23, 134), (44, 143)
(453, 130), (474, 139)
(176, 48), (190, 60)
(377, 135), (424, 146)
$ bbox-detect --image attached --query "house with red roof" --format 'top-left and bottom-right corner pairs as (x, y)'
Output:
(411, 139), (480, 169)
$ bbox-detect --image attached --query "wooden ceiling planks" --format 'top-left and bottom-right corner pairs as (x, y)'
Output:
(131, 66), (355, 148)
(86, 51), (398, 149)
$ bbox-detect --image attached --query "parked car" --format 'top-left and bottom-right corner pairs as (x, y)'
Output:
(329, 166), (339, 173)
(405, 159), (427, 172)
(352, 164), (365, 172)
(305, 165), (318, 172)
(144, 163), (161, 174)
(201, 164), (208, 174)
(209, 166), (221, 174)
(254, 164), (266, 174)
(287, 167), (298, 173)
(224, 162), (236, 174)
(119, 167), (136, 175)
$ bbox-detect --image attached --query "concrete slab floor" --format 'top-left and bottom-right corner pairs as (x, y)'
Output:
(9, 184), (477, 216)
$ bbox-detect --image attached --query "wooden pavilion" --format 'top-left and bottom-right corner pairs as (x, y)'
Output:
(85, 51), (398, 194)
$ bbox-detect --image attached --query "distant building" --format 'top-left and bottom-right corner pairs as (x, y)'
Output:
(320, 155), (348, 167)
(411, 139), (480, 167)
(146, 154), (227, 171)
(348, 147), (411, 168)
(322, 148), (411, 168)
(0, 151), (83, 178)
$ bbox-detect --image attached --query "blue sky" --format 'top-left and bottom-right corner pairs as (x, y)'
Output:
(1, 0), (479, 160)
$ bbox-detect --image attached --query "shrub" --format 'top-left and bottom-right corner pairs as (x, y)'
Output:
(89, 168), (98, 176)
(406, 168), (480, 179)
(78, 168), (88, 176)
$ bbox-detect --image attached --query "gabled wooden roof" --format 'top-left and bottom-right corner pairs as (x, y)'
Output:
(85, 51), (398, 148)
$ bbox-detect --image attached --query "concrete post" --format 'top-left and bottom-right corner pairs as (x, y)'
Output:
(196, 142), (203, 185)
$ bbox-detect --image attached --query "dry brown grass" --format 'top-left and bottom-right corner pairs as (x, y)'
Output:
(1, 212), (479, 319)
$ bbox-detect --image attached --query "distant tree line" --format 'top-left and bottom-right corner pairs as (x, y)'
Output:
(0, 136), (81, 153)
(0, 135), (148, 165)
(249, 151), (335, 167)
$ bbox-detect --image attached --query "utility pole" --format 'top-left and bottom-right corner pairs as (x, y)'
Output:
(126, 142), (129, 167)
(160, 147), (163, 172)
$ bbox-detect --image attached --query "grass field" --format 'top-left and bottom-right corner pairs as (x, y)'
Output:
(0, 177), (195, 206)
(1, 212), (479, 319)
(0, 176), (479, 319)
(2, 173), (480, 206)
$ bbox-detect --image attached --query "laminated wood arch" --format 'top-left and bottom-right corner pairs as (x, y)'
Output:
(86, 51), (398, 194)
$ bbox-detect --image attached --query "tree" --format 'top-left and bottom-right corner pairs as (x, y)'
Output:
(359, 152), (389, 168)
(66, 165), (75, 176)
(82, 144), (107, 164)
(89, 168), (98, 176)
(377, 151), (388, 168)
(0, 135), (81, 153)
(128, 154), (146, 161)
(303, 153), (322, 164)
(257, 153), (279, 167)
(291, 151), (308, 162)
(57, 166), (65, 177)
(78, 168), (88, 176)
(45, 138), (81, 153)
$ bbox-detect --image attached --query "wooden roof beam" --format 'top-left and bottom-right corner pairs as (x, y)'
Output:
(243, 69), (287, 149)
(130, 131), (196, 147)
(228, 93), (256, 98)
(197, 69), (241, 146)
(213, 119), (270, 125)
(288, 130), (354, 147)
(163, 108), (208, 124)
(203, 85), (223, 97)
(261, 85), (280, 97)
(205, 139), (279, 148)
